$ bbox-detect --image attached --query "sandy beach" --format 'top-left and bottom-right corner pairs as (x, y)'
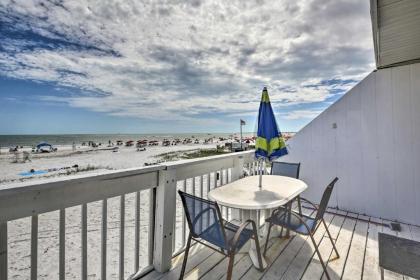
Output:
(0, 142), (219, 186)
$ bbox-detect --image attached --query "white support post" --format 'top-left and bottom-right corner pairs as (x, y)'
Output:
(153, 168), (177, 272)
(232, 155), (244, 181)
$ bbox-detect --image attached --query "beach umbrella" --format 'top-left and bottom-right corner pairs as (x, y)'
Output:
(255, 87), (288, 188)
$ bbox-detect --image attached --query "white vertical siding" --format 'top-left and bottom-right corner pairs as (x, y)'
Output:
(283, 62), (420, 224)
(410, 63), (420, 219)
(392, 66), (415, 222)
(374, 68), (396, 219)
(372, 0), (420, 68)
(360, 74), (379, 216)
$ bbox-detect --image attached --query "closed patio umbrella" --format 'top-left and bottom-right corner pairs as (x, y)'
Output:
(255, 87), (288, 188)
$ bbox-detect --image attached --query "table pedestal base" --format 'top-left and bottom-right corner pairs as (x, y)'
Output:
(240, 210), (269, 269)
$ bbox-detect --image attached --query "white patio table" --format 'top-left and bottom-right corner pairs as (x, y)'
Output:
(208, 175), (308, 269)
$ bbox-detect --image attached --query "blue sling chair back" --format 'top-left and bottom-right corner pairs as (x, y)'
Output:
(264, 177), (340, 280)
(271, 161), (302, 214)
(178, 191), (264, 279)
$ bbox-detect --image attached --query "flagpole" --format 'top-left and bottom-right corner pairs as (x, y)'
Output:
(240, 120), (243, 150)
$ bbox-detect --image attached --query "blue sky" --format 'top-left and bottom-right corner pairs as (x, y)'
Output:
(0, 0), (375, 134)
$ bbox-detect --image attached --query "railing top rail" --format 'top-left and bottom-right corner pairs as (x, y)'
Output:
(164, 150), (254, 169)
(0, 165), (163, 222)
(0, 165), (165, 195)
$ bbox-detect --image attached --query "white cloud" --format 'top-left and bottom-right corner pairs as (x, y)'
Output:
(282, 109), (324, 120)
(0, 0), (375, 123)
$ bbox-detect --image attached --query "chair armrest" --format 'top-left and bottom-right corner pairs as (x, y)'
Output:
(271, 206), (288, 218)
(269, 206), (315, 234)
(231, 219), (256, 250)
(299, 197), (318, 211)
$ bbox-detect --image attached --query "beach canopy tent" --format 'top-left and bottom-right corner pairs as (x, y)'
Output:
(255, 87), (288, 187)
(36, 142), (53, 149)
(36, 142), (54, 152)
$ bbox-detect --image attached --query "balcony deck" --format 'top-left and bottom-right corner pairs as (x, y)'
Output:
(143, 208), (419, 280)
(2, 150), (419, 279)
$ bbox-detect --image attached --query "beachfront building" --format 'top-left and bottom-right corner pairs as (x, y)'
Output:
(1, 0), (420, 280)
(283, 0), (420, 226)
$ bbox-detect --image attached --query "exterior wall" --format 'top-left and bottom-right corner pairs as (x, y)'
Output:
(282, 62), (420, 225)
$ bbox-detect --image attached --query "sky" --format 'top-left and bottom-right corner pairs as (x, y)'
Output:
(0, 0), (375, 134)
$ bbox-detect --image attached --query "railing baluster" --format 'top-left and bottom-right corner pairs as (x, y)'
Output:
(207, 174), (211, 228)
(31, 215), (38, 280)
(101, 199), (107, 280)
(200, 175), (204, 231)
(134, 192), (140, 272)
(0, 222), (7, 280)
(223, 170), (228, 219)
(119, 195), (125, 280)
(59, 209), (65, 280)
(148, 188), (156, 267)
(200, 175), (204, 198)
(227, 169), (231, 220)
(219, 170), (226, 218)
(172, 194), (176, 253)
(81, 204), (87, 280)
(226, 169), (229, 183)
(214, 171), (217, 189)
(207, 173), (211, 195)
(182, 180), (186, 248)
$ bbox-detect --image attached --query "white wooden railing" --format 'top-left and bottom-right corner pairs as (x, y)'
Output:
(0, 150), (259, 279)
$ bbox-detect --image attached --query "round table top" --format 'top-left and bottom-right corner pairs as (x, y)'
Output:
(208, 175), (307, 210)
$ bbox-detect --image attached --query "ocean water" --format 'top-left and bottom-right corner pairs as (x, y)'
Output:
(0, 133), (257, 147)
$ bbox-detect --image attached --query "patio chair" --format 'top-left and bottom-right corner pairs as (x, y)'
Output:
(270, 161), (302, 213)
(178, 191), (264, 280)
(264, 177), (339, 280)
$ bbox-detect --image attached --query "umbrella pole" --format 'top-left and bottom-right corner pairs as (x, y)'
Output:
(258, 158), (263, 189)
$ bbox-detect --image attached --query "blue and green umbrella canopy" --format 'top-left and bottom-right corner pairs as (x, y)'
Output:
(255, 87), (288, 161)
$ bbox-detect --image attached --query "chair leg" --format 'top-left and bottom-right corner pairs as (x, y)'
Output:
(264, 222), (273, 256)
(226, 252), (235, 280)
(285, 202), (292, 238)
(297, 195), (302, 215)
(309, 233), (330, 280)
(323, 219), (339, 259)
(179, 233), (192, 280)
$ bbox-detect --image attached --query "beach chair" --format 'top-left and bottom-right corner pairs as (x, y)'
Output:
(264, 177), (339, 280)
(271, 161), (302, 213)
(178, 191), (264, 280)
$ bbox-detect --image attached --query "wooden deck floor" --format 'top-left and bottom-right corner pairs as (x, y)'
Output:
(142, 208), (420, 280)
